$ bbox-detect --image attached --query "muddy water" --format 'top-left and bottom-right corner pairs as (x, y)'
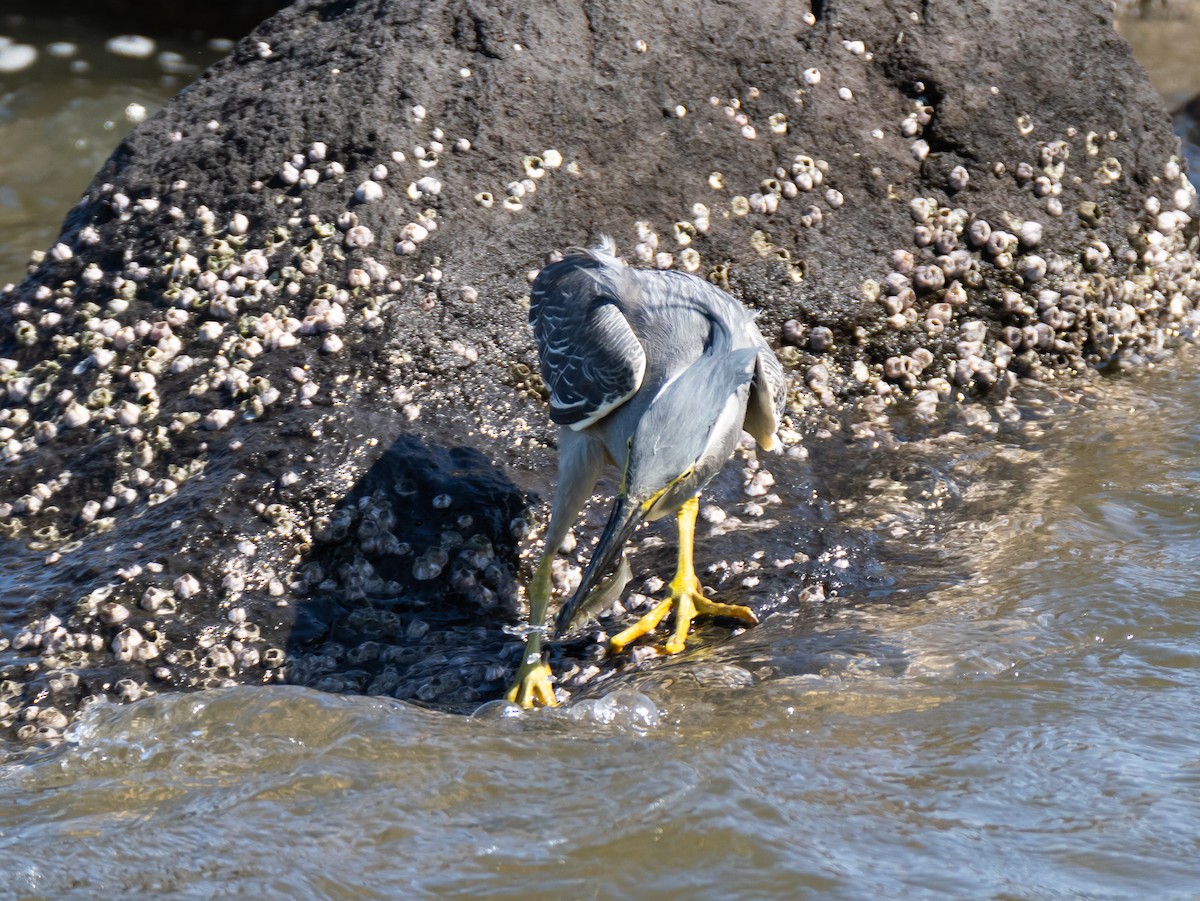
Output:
(0, 14), (225, 286)
(1118, 1), (1200, 187)
(4, 11), (1200, 901)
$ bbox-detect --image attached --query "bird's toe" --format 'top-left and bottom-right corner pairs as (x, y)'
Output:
(504, 657), (559, 709)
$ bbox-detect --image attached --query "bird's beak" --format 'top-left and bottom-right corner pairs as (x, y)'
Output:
(554, 493), (647, 636)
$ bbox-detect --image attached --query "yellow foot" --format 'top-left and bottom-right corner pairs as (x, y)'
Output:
(609, 576), (758, 656)
(504, 656), (558, 709)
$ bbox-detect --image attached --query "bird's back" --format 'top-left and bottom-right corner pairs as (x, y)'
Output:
(530, 240), (784, 456)
(624, 268), (783, 446)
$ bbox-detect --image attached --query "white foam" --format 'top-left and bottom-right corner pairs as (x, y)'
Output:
(105, 34), (156, 59)
(0, 43), (37, 73)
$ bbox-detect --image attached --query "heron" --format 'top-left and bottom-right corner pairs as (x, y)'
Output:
(505, 237), (787, 708)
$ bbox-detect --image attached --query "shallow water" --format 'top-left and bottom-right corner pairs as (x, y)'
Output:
(3, 354), (1200, 899)
(4, 10), (1200, 901)
(1118, 1), (1200, 186)
(0, 14), (226, 286)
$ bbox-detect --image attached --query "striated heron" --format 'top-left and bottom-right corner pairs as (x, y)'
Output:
(505, 237), (786, 708)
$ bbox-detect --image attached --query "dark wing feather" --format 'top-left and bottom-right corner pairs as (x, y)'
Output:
(530, 261), (646, 430)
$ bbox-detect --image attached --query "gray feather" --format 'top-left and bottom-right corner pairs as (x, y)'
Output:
(531, 248), (647, 429)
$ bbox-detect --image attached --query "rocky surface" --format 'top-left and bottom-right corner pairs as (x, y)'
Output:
(1, 0), (1198, 741)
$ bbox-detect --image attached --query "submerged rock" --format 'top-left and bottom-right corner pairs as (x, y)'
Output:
(0, 0), (1196, 738)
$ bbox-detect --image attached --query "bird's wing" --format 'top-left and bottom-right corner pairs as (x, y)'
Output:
(531, 274), (647, 430)
(743, 322), (787, 451)
(651, 269), (786, 449)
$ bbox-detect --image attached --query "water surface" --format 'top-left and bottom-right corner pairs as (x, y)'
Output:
(0, 14), (225, 285)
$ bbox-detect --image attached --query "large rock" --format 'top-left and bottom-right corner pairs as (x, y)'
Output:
(1, 0), (1196, 738)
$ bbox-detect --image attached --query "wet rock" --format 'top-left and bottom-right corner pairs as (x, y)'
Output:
(0, 0), (1197, 735)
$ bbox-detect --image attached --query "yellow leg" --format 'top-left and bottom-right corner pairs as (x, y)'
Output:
(610, 496), (758, 656)
(504, 555), (558, 708)
(607, 597), (674, 653)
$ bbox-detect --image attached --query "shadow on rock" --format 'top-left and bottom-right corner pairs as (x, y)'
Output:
(279, 402), (994, 713)
(283, 433), (532, 711)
